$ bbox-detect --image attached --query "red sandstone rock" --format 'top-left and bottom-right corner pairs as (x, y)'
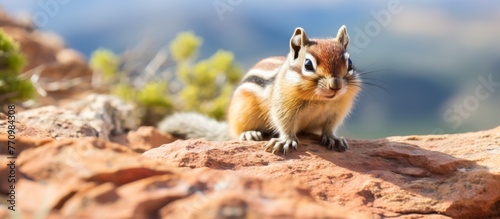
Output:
(16, 106), (100, 139)
(56, 48), (87, 66)
(0, 113), (52, 139)
(7, 135), (357, 219)
(14, 137), (176, 217)
(17, 138), (170, 184)
(111, 126), (177, 153)
(0, 135), (52, 156)
(144, 128), (500, 218)
(2, 117), (499, 218)
(158, 168), (363, 219)
(0, 126), (52, 194)
(0, 156), (13, 194)
(60, 174), (193, 218)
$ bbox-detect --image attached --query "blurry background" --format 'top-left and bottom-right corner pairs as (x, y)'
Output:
(2, 0), (499, 139)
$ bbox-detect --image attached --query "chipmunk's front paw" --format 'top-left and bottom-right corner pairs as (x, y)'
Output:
(321, 134), (348, 152)
(239, 131), (263, 141)
(264, 136), (298, 155)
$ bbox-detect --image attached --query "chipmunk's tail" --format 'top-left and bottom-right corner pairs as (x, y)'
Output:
(157, 112), (231, 141)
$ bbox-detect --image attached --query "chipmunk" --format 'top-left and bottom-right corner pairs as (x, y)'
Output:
(159, 26), (361, 154)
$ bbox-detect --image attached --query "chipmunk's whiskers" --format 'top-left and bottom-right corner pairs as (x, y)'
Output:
(357, 69), (393, 76)
(356, 68), (393, 97)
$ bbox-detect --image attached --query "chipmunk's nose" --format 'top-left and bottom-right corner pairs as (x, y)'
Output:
(328, 77), (343, 90)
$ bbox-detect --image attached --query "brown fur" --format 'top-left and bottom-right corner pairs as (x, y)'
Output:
(227, 89), (272, 136)
(227, 57), (283, 136)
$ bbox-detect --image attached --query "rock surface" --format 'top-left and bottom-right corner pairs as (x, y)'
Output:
(0, 117), (499, 218)
(0, 135), (360, 219)
(143, 129), (500, 218)
(68, 94), (139, 139)
(17, 106), (100, 139)
(110, 126), (177, 153)
(14, 94), (138, 140)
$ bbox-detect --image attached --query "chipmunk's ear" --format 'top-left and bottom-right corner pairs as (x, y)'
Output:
(336, 25), (349, 49)
(290, 27), (309, 60)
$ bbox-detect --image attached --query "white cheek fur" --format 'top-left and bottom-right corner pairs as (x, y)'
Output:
(344, 52), (353, 75)
(344, 52), (350, 68)
(285, 70), (302, 84)
(343, 52), (350, 60)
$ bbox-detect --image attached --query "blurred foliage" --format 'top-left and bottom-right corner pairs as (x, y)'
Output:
(90, 48), (119, 81)
(169, 31), (202, 62)
(91, 31), (242, 125)
(0, 29), (36, 104)
(178, 49), (242, 120)
(170, 32), (242, 120)
(137, 82), (171, 108)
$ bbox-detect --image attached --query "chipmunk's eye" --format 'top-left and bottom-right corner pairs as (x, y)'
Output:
(347, 58), (354, 75)
(304, 58), (315, 71)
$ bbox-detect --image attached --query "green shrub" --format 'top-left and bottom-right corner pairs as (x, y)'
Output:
(169, 31), (202, 62)
(137, 82), (172, 108)
(179, 48), (242, 119)
(0, 29), (36, 104)
(91, 31), (242, 125)
(89, 48), (119, 81)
